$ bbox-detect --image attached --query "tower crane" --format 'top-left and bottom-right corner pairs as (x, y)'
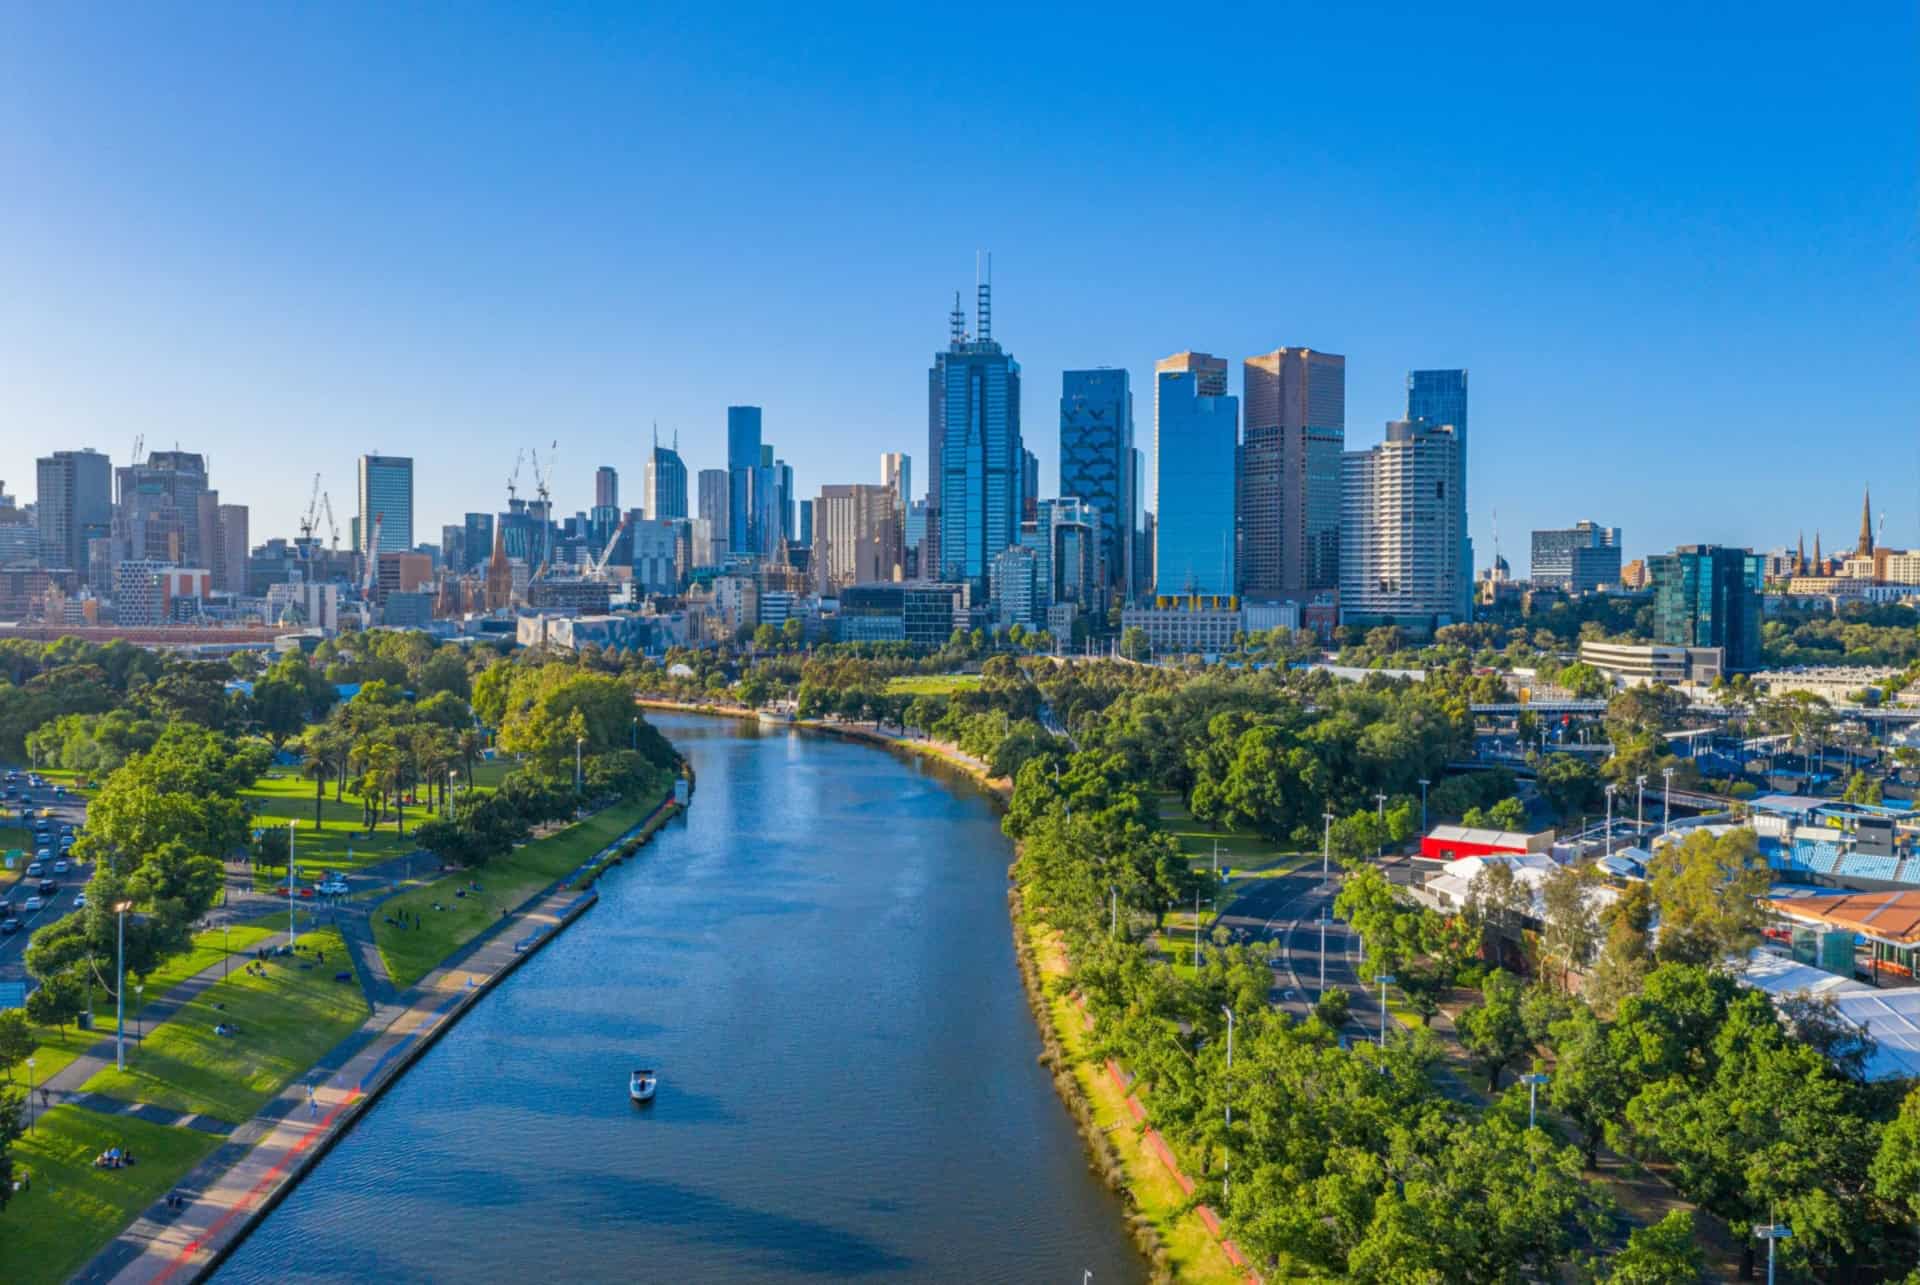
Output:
(506, 448), (525, 505)
(588, 510), (632, 579)
(528, 440), (557, 582)
(298, 473), (323, 555)
(319, 492), (340, 551)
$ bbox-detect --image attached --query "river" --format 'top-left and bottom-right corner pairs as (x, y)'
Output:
(214, 713), (1140, 1283)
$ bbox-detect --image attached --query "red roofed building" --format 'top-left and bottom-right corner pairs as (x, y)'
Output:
(1420, 824), (1556, 862)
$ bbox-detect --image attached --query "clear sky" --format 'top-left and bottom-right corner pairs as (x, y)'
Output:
(4, 2), (1914, 568)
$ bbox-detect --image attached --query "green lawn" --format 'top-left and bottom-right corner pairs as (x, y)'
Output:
(0, 1105), (221, 1285)
(80, 927), (368, 1122)
(374, 794), (656, 989)
(883, 673), (982, 695)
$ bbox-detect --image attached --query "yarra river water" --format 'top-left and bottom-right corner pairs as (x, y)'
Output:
(215, 713), (1140, 1283)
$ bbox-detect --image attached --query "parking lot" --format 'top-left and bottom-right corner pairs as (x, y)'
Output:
(0, 767), (93, 978)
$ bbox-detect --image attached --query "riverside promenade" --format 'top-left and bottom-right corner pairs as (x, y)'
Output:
(74, 803), (671, 1285)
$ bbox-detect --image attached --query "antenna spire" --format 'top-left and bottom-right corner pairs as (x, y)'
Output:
(949, 291), (965, 345)
(975, 250), (992, 343)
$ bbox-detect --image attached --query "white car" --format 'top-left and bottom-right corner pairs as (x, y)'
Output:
(73, 893), (87, 909)
(317, 879), (350, 897)
(52, 859), (69, 874)
(25, 862), (42, 877)
(22, 896), (43, 912)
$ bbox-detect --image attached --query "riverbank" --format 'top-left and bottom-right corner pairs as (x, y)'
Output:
(51, 781), (687, 1285)
(639, 699), (1250, 1284)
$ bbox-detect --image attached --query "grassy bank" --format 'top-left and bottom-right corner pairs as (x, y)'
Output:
(241, 757), (513, 881)
(373, 792), (659, 988)
(882, 673), (982, 695)
(81, 927), (368, 1121)
(0, 1105), (221, 1285)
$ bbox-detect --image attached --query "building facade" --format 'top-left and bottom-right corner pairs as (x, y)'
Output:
(1339, 420), (1466, 632)
(727, 406), (761, 556)
(1531, 520), (1622, 593)
(1407, 369), (1470, 613)
(814, 483), (900, 590)
(931, 283), (1024, 595)
(116, 450), (209, 566)
(1241, 347), (1345, 597)
(1059, 368), (1134, 603)
(357, 454), (414, 555)
(35, 448), (113, 578)
(1649, 544), (1763, 672)
(1153, 352), (1237, 597)
(594, 465), (619, 510)
(644, 436), (688, 521)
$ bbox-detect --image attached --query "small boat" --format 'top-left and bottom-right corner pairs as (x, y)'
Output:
(629, 1069), (658, 1104)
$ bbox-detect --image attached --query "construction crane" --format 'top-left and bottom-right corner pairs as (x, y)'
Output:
(506, 448), (525, 505)
(298, 473), (323, 555)
(362, 512), (383, 597)
(587, 511), (632, 578)
(130, 434), (145, 468)
(319, 491), (340, 551)
(528, 440), (557, 582)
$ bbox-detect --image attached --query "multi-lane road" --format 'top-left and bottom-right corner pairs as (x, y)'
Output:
(0, 768), (93, 980)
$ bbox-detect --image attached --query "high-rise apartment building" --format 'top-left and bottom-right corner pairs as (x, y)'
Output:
(644, 434), (688, 521)
(462, 513), (494, 574)
(357, 454), (414, 555)
(727, 407), (762, 556)
(696, 469), (730, 564)
(1241, 347), (1345, 597)
(594, 465), (619, 511)
(1060, 368), (1134, 603)
(881, 453), (911, 517)
(814, 484), (900, 590)
(195, 497), (249, 593)
(35, 448), (112, 578)
(1339, 420), (1466, 632)
(116, 450), (209, 565)
(1407, 369), (1470, 611)
(1153, 352), (1237, 597)
(1649, 545), (1763, 672)
(1531, 521), (1622, 593)
(930, 275), (1024, 594)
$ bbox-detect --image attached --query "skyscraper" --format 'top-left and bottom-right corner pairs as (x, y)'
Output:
(696, 468), (730, 564)
(881, 453), (911, 522)
(1531, 521), (1622, 592)
(1407, 369), (1469, 612)
(727, 407), (761, 556)
(357, 454), (414, 555)
(643, 433), (688, 521)
(1339, 420), (1466, 632)
(932, 271), (1024, 594)
(116, 450), (209, 565)
(1242, 347), (1345, 597)
(462, 513), (494, 574)
(594, 465), (619, 510)
(1649, 545), (1763, 672)
(814, 484), (900, 589)
(1153, 352), (1236, 598)
(35, 448), (112, 578)
(1060, 368), (1134, 603)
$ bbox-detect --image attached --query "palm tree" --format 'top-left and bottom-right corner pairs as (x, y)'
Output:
(302, 753), (330, 830)
(457, 728), (482, 791)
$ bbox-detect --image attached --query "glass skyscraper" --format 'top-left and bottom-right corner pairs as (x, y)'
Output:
(1153, 352), (1237, 598)
(1649, 545), (1763, 672)
(35, 448), (112, 579)
(1408, 369), (1470, 612)
(932, 279), (1023, 594)
(1059, 368), (1133, 602)
(644, 435), (688, 521)
(462, 512), (494, 573)
(357, 454), (414, 555)
(726, 406), (761, 555)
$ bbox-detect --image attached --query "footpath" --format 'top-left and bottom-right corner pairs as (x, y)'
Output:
(69, 800), (674, 1285)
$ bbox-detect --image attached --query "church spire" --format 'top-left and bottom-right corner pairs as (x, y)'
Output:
(1858, 485), (1874, 557)
(1797, 530), (1806, 574)
(1814, 530), (1823, 570)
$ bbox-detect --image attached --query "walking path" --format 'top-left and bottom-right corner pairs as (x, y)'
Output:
(67, 804), (666, 1285)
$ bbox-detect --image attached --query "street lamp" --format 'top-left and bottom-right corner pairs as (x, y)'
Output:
(1321, 811), (1335, 879)
(1374, 973), (1396, 1046)
(1220, 1005), (1235, 1199)
(113, 898), (133, 1071)
(1754, 1223), (1791, 1285)
(1373, 793), (1387, 860)
(1417, 779), (1430, 835)
(575, 736), (585, 797)
(631, 716), (638, 751)
(1661, 766), (1675, 840)
(1109, 885), (1118, 938)
(1521, 1071), (1549, 1129)
(1604, 783), (1616, 857)
(287, 819), (299, 950)
(26, 1055), (36, 1133)
(1635, 773), (1647, 841)
(135, 983), (145, 1044)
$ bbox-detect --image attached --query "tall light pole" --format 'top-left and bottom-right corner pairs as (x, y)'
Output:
(1110, 885), (1118, 937)
(1417, 779), (1430, 835)
(1319, 906), (1328, 992)
(1322, 811), (1334, 879)
(1373, 793), (1387, 859)
(1220, 1004), (1234, 1200)
(1662, 766), (1675, 840)
(575, 736), (585, 797)
(1603, 783), (1616, 857)
(114, 898), (132, 1071)
(135, 983), (145, 1044)
(631, 716), (638, 751)
(1754, 1222), (1791, 1285)
(287, 819), (299, 950)
(1374, 973), (1395, 1046)
(1635, 773), (1646, 841)
(26, 1055), (36, 1133)
(1193, 892), (1209, 969)
(1521, 1071), (1549, 1129)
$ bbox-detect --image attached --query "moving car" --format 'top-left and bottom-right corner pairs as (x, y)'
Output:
(0, 917), (19, 934)
(26, 862), (42, 877)
(22, 896), (43, 912)
(73, 892), (86, 909)
(53, 860), (69, 874)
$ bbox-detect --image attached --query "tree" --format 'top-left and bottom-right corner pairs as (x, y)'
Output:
(1539, 861), (1601, 986)
(1456, 969), (1531, 1089)
(781, 617), (804, 646)
(1119, 626), (1149, 662)
(1646, 828), (1769, 965)
(1871, 1084), (1920, 1233)
(250, 675), (309, 748)
(1535, 752), (1602, 819)
(1546, 1002), (1624, 1168)
(0, 1010), (32, 1084)
(1583, 881), (1653, 1018)
(1488, 796), (1527, 831)
(0, 1091), (19, 1213)
(1606, 1210), (1706, 1284)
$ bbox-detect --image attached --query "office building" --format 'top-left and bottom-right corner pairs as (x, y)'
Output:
(695, 469), (730, 566)
(0, 506), (39, 567)
(1339, 420), (1466, 633)
(838, 583), (966, 647)
(1122, 596), (1242, 658)
(814, 484), (900, 590)
(881, 453), (911, 521)
(197, 500), (249, 595)
(990, 544), (1039, 628)
(116, 450), (208, 565)
(644, 434), (688, 521)
(1241, 347), (1345, 597)
(931, 273), (1025, 593)
(36, 448), (113, 578)
(441, 524), (467, 575)
(1649, 544), (1764, 672)
(595, 466), (619, 511)
(1153, 352), (1237, 597)
(631, 518), (681, 595)
(797, 499), (813, 550)
(461, 513), (494, 575)
(1059, 368), (1135, 602)
(904, 500), (928, 579)
(1407, 370), (1470, 614)
(357, 454), (414, 555)
(727, 407), (761, 555)
(1031, 497), (1103, 614)
(1531, 521), (1622, 593)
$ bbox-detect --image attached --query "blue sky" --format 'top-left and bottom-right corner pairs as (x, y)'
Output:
(3, 2), (1914, 568)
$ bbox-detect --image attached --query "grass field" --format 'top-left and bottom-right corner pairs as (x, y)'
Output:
(0, 1105), (221, 1285)
(81, 927), (368, 1122)
(883, 673), (982, 695)
(373, 793), (657, 989)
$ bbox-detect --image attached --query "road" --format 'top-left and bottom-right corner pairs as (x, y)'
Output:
(0, 766), (93, 979)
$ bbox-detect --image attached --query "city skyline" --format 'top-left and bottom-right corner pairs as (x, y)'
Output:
(3, 5), (1912, 562)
